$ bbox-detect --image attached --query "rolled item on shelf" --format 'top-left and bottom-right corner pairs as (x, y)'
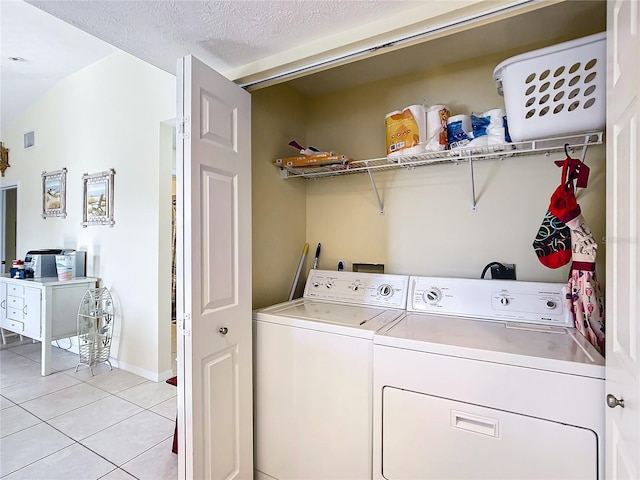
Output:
(386, 105), (426, 159)
(467, 108), (508, 148)
(385, 110), (403, 157)
(447, 114), (474, 149)
(424, 105), (450, 152)
(400, 105), (426, 155)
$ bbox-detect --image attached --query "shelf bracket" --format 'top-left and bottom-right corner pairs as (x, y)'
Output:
(469, 156), (477, 212)
(579, 135), (590, 163)
(365, 161), (384, 215)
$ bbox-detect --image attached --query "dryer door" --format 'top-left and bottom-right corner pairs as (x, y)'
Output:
(382, 387), (598, 480)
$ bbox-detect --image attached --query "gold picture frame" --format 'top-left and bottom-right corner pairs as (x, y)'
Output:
(82, 169), (115, 227)
(42, 168), (67, 218)
(0, 142), (9, 177)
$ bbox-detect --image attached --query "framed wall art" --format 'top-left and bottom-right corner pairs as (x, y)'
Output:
(0, 142), (10, 177)
(82, 169), (115, 227)
(42, 168), (67, 218)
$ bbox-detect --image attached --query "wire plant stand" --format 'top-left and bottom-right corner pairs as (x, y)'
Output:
(75, 287), (114, 376)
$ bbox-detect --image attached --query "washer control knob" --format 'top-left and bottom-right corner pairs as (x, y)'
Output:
(312, 282), (320, 288)
(424, 288), (441, 304)
(378, 284), (393, 297)
(545, 300), (557, 309)
(500, 297), (510, 306)
(325, 282), (333, 289)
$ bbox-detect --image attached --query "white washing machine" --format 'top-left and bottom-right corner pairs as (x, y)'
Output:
(373, 276), (605, 480)
(253, 269), (409, 480)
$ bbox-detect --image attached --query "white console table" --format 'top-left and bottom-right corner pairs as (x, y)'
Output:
(0, 275), (98, 376)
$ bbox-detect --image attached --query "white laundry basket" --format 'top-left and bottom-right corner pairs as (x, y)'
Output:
(493, 32), (606, 142)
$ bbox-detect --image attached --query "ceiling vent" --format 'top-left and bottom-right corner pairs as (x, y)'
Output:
(24, 130), (35, 149)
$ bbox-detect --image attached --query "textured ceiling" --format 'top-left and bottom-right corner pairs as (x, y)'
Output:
(1, 0), (429, 130)
(25, 0), (427, 75)
(0, 1), (607, 132)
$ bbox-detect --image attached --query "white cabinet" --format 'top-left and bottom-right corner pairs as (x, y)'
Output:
(4, 283), (42, 338)
(0, 281), (6, 325)
(0, 276), (98, 375)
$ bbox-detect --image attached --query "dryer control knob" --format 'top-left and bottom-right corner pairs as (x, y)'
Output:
(424, 288), (441, 304)
(500, 297), (510, 306)
(378, 284), (393, 297)
(545, 300), (557, 309)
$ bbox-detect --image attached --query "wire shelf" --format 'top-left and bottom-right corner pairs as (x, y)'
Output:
(277, 132), (604, 180)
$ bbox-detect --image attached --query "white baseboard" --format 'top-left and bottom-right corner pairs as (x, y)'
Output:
(51, 337), (174, 383)
(112, 358), (175, 383)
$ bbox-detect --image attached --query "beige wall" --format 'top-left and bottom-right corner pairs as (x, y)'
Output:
(251, 84), (308, 308)
(0, 51), (176, 380)
(256, 51), (606, 284)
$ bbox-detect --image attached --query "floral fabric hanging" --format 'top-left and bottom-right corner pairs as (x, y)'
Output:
(540, 154), (605, 355)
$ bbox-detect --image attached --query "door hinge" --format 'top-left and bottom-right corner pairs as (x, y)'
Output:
(177, 116), (190, 139)
(181, 313), (192, 336)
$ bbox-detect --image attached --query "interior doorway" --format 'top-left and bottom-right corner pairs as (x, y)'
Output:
(1, 184), (18, 274)
(160, 120), (177, 376)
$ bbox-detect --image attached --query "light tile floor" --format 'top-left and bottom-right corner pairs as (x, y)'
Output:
(0, 337), (178, 479)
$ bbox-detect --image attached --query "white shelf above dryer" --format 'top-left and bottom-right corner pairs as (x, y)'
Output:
(276, 132), (604, 213)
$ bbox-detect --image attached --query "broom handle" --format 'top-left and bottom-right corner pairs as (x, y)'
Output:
(289, 243), (309, 301)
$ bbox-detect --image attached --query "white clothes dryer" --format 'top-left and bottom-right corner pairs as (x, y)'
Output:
(373, 276), (605, 480)
(253, 269), (409, 480)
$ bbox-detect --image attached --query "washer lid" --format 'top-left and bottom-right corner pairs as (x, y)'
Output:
(375, 313), (605, 378)
(254, 299), (404, 338)
(273, 301), (388, 325)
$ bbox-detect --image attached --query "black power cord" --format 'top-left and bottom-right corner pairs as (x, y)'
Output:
(481, 261), (508, 279)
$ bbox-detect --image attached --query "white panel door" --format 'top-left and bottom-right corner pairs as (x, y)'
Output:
(606, 1), (640, 478)
(177, 55), (252, 480)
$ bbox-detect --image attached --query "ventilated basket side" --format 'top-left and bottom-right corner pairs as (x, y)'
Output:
(493, 32), (606, 142)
